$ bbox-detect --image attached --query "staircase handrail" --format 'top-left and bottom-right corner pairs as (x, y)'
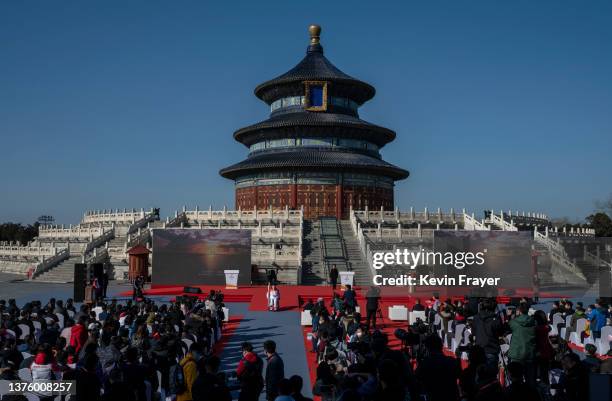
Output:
(584, 250), (612, 269)
(83, 228), (115, 256)
(549, 251), (587, 282)
(534, 231), (567, 256)
(30, 248), (71, 279)
(489, 212), (518, 231)
(167, 212), (187, 228)
(463, 213), (490, 231)
(534, 231), (587, 281)
(127, 211), (159, 235)
(85, 247), (109, 264)
(127, 229), (151, 248)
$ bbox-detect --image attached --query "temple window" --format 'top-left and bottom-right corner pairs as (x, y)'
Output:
(304, 81), (328, 111)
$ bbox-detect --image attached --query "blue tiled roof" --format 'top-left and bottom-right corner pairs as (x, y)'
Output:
(254, 43), (375, 104)
(234, 112), (396, 147)
(219, 148), (409, 180)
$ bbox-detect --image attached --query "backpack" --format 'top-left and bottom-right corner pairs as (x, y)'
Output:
(169, 363), (186, 395)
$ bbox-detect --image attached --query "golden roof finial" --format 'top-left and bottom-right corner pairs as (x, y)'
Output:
(309, 24), (321, 45)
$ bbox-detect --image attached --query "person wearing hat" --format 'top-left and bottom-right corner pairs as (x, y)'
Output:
(0, 349), (27, 401)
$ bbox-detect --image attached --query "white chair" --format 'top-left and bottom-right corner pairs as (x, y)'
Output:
(55, 313), (65, 328)
(409, 310), (426, 325)
(597, 325), (612, 355)
(24, 393), (39, 401)
(433, 314), (442, 338)
(551, 313), (564, 336)
(500, 343), (510, 365)
(569, 318), (587, 345)
(559, 315), (572, 339)
(451, 324), (466, 352)
(17, 324), (30, 339)
(18, 367), (32, 381)
(60, 327), (72, 344)
(156, 370), (165, 401)
(301, 310), (312, 325)
(388, 305), (408, 321)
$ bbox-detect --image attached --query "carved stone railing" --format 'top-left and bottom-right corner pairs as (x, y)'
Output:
(38, 225), (106, 240)
(83, 228), (115, 256)
(252, 246), (301, 263)
(534, 231), (566, 255)
(84, 247), (109, 264)
(82, 208), (155, 225)
(182, 206), (303, 224)
(488, 211), (518, 231)
(126, 211), (159, 236)
(351, 206), (464, 225)
(463, 213), (491, 231)
(584, 249), (612, 269)
(534, 230), (587, 282)
(31, 248), (70, 278)
(0, 245), (62, 258)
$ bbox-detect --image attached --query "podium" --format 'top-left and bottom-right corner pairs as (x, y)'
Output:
(339, 271), (355, 288)
(224, 270), (240, 289)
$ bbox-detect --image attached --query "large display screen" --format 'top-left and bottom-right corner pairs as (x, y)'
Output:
(152, 229), (251, 286)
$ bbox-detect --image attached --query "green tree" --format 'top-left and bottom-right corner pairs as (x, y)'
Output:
(585, 212), (612, 237)
(0, 222), (40, 245)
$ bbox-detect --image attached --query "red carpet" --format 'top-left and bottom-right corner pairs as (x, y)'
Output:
(119, 285), (426, 311)
(119, 284), (534, 312)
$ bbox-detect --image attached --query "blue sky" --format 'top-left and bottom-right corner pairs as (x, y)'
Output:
(1, 1), (611, 224)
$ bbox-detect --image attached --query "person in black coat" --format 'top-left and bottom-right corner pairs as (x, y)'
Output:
(192, 356), (232, 401)
(471, 298), (503, 368)
(365, 286), (381, 330)
(415, 335), (461, 401)
(329, 265), (339, 290)
(263, 340), (284, 401)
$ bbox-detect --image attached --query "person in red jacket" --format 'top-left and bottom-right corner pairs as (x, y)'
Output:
(70, 316), (88, 355)
(236, 342), (263, 401)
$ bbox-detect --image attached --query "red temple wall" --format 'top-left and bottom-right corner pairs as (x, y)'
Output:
(235, 184), (394, 219)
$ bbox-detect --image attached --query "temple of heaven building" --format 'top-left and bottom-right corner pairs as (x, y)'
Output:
(220, 25), (409, 219)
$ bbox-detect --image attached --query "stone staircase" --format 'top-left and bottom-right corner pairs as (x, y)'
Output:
(33, 254), (83, 283)
(301, 220), (326, 285)
(339, 220), (373, 286)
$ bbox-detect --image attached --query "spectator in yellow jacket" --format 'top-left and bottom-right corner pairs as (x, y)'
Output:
(177, 343), (202, 401)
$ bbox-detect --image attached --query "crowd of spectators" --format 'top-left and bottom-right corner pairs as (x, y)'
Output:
(0, 290), (610, 401)
(304, 292), (612, 401)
